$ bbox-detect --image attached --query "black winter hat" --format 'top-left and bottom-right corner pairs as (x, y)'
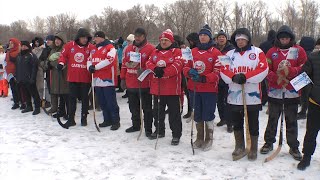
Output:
(94, 31), (105, 39)
(173, 35), (185, 47)
(118, 37), (124, 45)
(217, 30), (228, 39)
(186, 32), (199, 43)
(199, 24), (213, 39)
(46, 35), (55, 41)
(134, 28), (147, 36)
(75, 28), (92, 42)
(21, 41), (32, 50)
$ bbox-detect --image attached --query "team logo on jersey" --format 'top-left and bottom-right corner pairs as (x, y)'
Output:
(249, 53), (256, 60)
(74, 53), (84, 63)
(208, 58), (213, 62)
(91, 49), (96, 54)
(71, 48), (75, 53)
(169, 58), (173, 62)
(194, 61), (206, 74)
(153, 56), (157, 62)
(157, 60), (166, 67)
(271, 52), (278, 60)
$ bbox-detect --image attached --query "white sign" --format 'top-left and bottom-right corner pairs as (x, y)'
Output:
(218, 55), (232, 66)
(138, 69), (153, 82)
(290, 72), (312, 91)
(181, 47), (193, 61)
(287, 47), (298, 60)
(129, 52), (141, 63)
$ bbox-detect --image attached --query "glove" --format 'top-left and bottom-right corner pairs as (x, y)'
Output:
(88, 65), (95, 73)
(137, 68), (144, 76)
(188, 68), (199, 78)
(232, 73), (246, 84)
(57, 64), (63, 71)
(120, 80), (126, 90)
(154, 67), (165, 78)
(192, 75), (206, 83)
(277, 66), (289, 78)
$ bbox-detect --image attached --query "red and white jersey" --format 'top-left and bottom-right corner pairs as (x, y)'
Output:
(220, 46), (268, 105)
(87, 42), (117, 87)
(183, 47), (222, 92)
(266, 45), (307, 99)
(146, 48), (183, 95)
(59, 41), (95, 83)
(120, 42), (155, 88)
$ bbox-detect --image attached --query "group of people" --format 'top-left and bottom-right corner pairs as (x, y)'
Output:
(1, 24), (320, 171)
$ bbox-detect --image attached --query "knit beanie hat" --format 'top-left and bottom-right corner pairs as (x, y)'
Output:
(199, 25), (213, 39)
(159, 29), (174, 43)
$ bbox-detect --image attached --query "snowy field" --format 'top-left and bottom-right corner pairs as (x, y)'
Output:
(0, 92), (319, 180)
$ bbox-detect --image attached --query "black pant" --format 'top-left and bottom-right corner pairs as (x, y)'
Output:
(232, 110), (259, 136)
(68, 82), (90, 118)
(182, 76), (191, 112)
(217, 80), (232, 126)
(153, 95), (182, 138)
(261, 79), (268, 106)
(263, 102), (299, 148)
(127, 89), (153, 132)
(9, 78), (20, 104)
(302, 103), (320, 156)
(21, 82), (41, 108)
(59, 94), (69, 115)
(300, 85), (311, 113)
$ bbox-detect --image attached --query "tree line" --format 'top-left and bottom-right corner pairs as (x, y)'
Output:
(0, 0), (319, 45)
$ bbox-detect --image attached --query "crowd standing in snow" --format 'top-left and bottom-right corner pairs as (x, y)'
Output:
(1, 25), (320, 170)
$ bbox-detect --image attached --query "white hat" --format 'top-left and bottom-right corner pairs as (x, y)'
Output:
(127, 34), (134, 42)
(235, 34), (249, 41)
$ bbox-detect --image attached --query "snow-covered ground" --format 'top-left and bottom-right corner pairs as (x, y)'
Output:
(0, 92), (319, 180)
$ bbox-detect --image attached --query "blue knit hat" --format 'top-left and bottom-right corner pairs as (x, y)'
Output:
(46, 35), (55, 41)
(199, 25), (213, 39)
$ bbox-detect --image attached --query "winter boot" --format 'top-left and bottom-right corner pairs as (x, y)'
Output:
(297, 155), (311, 170)
(171, 137), (180, 146)
(145, 130), (152, 137)
(21, 105), (33, 113)
(125, 126), (140, 133)
(99, 121), (112, 127)
(148, 131), (165, 140)
(289, 148), (302, 161)
(81, 114), (87, 126)
(32, 108), (40, 115)
(65, 115), (76, 128)
(217, 119), (226, 127)
(11, 103), (20, 110)
(232, 130), (247, 161)
(260, 143), (273, 154)
(248, 136), (258, 161)
(110, 122), (120, 130)
(193, 122), (204, 149)
(203, 121), (214, 151)
(47, 95), (58, 114)
(20, 103), (26, 110)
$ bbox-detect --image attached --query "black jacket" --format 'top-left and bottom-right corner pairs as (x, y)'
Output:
(16, 52), (39, 83)
(259, 30), (276, 54)
(300, 36), (315, 56)
(302, 50), (320, 105)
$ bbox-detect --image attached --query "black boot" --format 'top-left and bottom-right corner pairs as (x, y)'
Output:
(125, 126), (140, 133)
(11, 103), (20, 110)
(99, 121), (112, 127)
(217, 120), (226, 127)
(260, 143), (273, 154)
(81, 114), (87, 126)
(65, 116), (76, 128)
(21, 106), (33, 113)
(110, 122), (120, 130)
(227, 125), (233, 133)
(171, 137), (180, 146)
(145, 130), (152, 137)
(297, 155), (311, 170)
(148, 131), (165, 140)
(32, 108), (40, 115)
(289, 148), (302, 161)
(20, 104), (26, 110)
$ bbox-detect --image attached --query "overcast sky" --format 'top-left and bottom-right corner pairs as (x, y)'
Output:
(1, 0), (284, 25)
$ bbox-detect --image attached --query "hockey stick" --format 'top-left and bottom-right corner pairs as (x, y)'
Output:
(241, 84), (251, 152)
(91, 73), (101, 132)
(264, 91), (285, 162)
(137, 62), (144, 140)
(155, 78), (160, 150)
(190, 84), (196, 155)
(41, 72), (46, 108)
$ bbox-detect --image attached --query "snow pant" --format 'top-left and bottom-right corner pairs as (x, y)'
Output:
(300, 84), (311, 114)
(18, 82), (26, 105)
(95, 86), (120, 124)
(217, 80), (231, 125)
(0, 79), (8, 96)
(127, 88), (153, 132)
(36, 68), (50, 102)
(232, 110), (259, 136)
(302, 103), (320, 156)
(189, 91), (217, 122)
(21, 82), (41, 108)
(9, 78), (20, 104)
(263, 102), (299, 149)
(153, 95), (182, 138)
(68, 82), (90, 118)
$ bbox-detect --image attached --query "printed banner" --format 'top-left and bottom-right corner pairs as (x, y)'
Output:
(290, 72), (312, 91)
(138, 69), (153, 82)
(130, 52), (141, 62)
(181, 47), (193, 61)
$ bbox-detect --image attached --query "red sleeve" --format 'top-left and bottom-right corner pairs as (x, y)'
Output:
(266, 48), (278, 84)
(205, 49), (222, 83)
(183, 60), (193, 78)
(59, 42), (70, 65)
(164, 49), (183, 77)
(287, 46), (307, 79)
(146, 50), (157, 71)
(120, 47), (130, 80)
(245, 51), (269, 83)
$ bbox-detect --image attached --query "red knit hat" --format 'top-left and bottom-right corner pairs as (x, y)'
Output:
(159, 29), (174, 43)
